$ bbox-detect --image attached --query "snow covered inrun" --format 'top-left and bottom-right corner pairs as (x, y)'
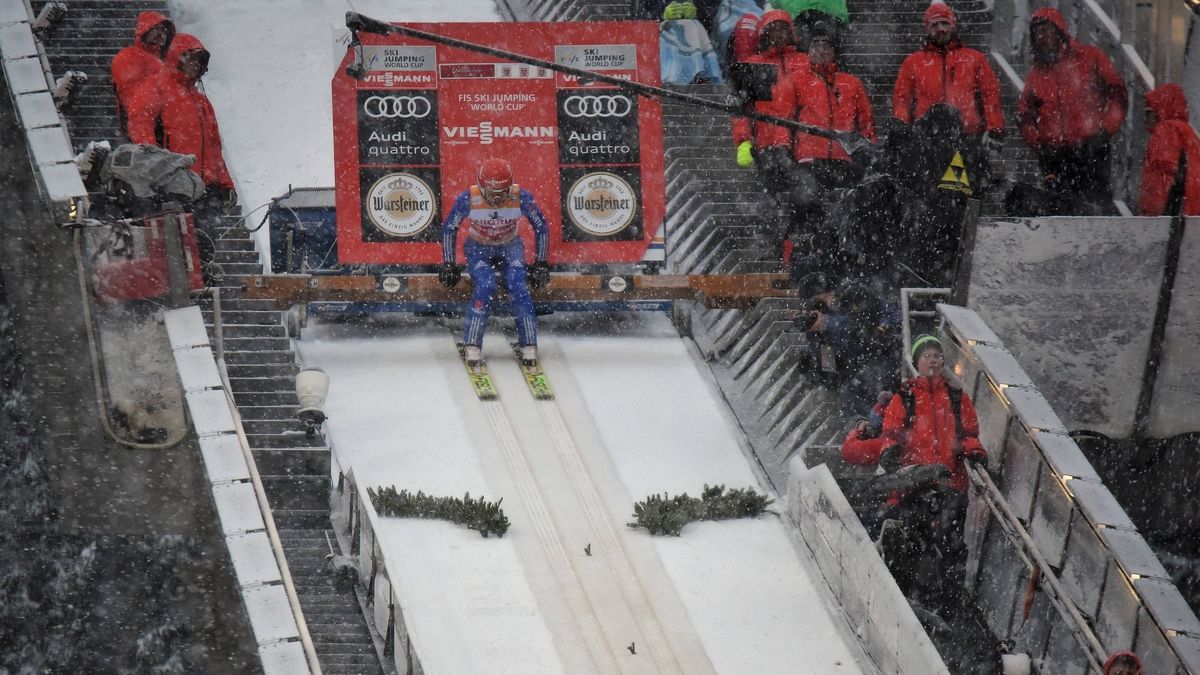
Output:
(172, 0), (866, 671)
(298, 313), (862, 674)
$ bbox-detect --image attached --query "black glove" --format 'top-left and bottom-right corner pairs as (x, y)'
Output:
(879, 444), (903, 474)
(983, 129), (1005, 155)
(438, 262), (461, 288)
(528, 261), (550, 290)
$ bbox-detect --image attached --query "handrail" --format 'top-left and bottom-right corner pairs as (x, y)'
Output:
(208, 289), (323, 675)
(964, 463), (1107, 670)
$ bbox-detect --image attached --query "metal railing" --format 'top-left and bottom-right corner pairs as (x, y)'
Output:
(206, 288), (323, 675)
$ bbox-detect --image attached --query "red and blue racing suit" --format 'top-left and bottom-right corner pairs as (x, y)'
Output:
(441, 184), (550, 349)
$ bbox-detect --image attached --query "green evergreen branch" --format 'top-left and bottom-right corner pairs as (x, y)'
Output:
(368, 486), (510, 538)
(627, 484), (773, 536)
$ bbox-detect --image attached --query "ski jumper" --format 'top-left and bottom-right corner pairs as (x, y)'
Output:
(441, 184), (550, 349)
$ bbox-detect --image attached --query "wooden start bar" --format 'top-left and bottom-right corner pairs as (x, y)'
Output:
(242, 273), (796, 310)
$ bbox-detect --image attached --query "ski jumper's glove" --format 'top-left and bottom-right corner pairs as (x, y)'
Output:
(662, 1), (697, 20)
(528, 261), (550, 289)
(438, 262), (461, 288)
(736, 140), (755, 168)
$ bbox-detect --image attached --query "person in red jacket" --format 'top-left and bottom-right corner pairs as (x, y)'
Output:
(893, 1), (1004, 193)
(727, 12), (761, 64)
(126, 33), (236, 282)
(127, 33), (235, 200)
(1018, 7), (1126, 207)
(881, 334), (986, 494)
(730, 9), (809, 172)
(778, 23), (873, 277)
(111, 11), (174, 134)
(1139, 83), (1200, 216)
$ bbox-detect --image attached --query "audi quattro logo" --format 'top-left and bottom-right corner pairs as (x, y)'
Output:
(365, 173), (436, 237)
(566, 172), (637, 237)
(363, 95), (432, 119)
(563, 94), (632, 118)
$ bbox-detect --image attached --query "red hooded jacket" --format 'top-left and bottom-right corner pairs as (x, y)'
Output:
(111, 11), (171, 119)
(730, 13), (761, 64)
(780, 62), (874, 162)
(1018, 8), (1127, 151)
(126, 34), (233, 190)
(1139, 83), (1200, 216)
(892, 38), (1004, 136)
(882, 375), (985, 493)
(730, 10), (810, 149)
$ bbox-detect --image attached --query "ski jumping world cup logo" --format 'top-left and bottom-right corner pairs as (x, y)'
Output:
(365, 173), (436, 237)
(566, 172), (637, 237)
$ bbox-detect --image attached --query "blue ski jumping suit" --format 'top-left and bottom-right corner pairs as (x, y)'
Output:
(441, 184), (550, 349)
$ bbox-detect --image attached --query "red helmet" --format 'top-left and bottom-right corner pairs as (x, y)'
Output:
(478, 158), (513, 192)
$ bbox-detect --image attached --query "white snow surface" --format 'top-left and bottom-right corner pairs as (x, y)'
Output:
(172, 1), (864, 672)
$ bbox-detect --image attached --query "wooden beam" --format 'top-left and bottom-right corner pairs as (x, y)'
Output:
(242, 273), (796, 309)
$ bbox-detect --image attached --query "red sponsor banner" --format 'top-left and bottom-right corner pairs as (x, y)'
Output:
(332, 22), (664, 265)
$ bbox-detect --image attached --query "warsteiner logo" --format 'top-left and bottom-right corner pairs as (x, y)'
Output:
(365, 173), (435, 237)
(566, 172), (637, 236)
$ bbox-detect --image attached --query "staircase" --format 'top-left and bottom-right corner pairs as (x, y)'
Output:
(32, 2), (386, 672)
(842, 0), (1040, 209)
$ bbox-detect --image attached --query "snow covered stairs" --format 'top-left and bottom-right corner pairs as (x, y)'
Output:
(842, 0), (1039, 212)
(662, 84), (780, 275)
(30, 0), (166, 151)
(201, 230), (386, 675)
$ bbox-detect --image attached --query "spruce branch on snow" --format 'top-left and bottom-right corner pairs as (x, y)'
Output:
(627, 484), (774, 536)
(368, 486), (510, 538)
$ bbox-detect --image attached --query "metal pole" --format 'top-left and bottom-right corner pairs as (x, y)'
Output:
(162, 213), (189, 308)
(965, 464), (1107, 670)
(1133, 214), (1185, 440)
(344, 12), (870, 149)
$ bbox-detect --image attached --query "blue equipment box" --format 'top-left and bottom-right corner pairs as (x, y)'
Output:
(268, 187), (340, 273)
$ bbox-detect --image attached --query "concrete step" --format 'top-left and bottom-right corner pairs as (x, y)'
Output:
(247, 432), (327, 449)
(261, 475), (328, 511)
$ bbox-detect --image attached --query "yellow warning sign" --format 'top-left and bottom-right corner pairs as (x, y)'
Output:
(939, 151), (972, 195)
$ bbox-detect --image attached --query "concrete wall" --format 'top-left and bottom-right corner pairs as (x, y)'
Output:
(939, 304), (1200, 673)
(334, 468), (426, 675)
(788, 461), (950, 675)
(967, 216), (1200, 439)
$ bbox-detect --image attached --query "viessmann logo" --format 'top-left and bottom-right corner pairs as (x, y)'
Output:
(365, 173), (435, 237)
(442, 121), (556, 145)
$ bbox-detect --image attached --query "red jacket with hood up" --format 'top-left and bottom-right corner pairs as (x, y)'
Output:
(780, 61), (874, 162)
(882, 374), (985, 494)
(1139, 83), (1200, 216)
(1102, 650), (1143, 675)
(730, 10), (810, 149)
(126, 33), (234, 190)
(1018, 7), (1127, 151)
(111, 11), (171, 117)
(892, 38), (1004, 136)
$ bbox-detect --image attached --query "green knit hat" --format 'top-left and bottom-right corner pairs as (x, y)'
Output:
(911, 334), (943, 368)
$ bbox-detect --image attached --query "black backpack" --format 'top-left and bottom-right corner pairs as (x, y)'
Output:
(897, 385), (965, 439)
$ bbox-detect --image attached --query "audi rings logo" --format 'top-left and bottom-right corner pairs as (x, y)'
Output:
(363, 95), (432, 119)
(563, 94), (632, 118)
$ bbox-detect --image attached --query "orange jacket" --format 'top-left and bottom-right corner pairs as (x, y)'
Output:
(1018, 7), (1126, 151)
(1139, 83), (1200, 216)
(892, 40), (1004, 136)
(111, 11), (170, 120)
(730, 10), (810, 149)
(780, 63), (874, 162)
(882, 375), (984, 493)
(126, 34), (233, 190)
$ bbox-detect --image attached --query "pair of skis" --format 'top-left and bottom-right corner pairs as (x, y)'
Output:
(456, 343), (554, 401)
